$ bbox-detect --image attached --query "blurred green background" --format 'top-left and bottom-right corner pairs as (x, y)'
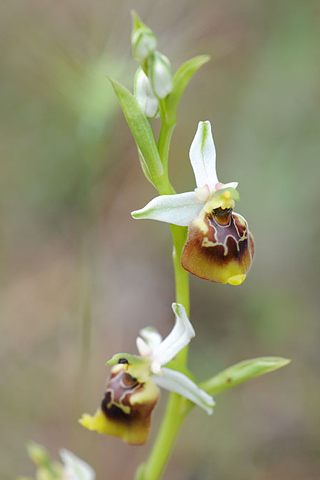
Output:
(1, 0), (320, 479)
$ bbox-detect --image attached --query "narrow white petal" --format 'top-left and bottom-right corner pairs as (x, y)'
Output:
(131, 192), (202, 226)
(153, 368), (215, 415)
(217, 181), (238, 191)
(151, 303), (195, 367)
(60, 449), (95, 480)
(190, 121), (218, 190)
(139, 327), (163, 350)
(136, 336), (153, 357)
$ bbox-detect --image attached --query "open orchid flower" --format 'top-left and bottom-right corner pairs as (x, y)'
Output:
(132, 121), (254, 285)
(79, 303), (214, 445)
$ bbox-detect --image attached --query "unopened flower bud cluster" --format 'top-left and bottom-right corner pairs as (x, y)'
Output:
(131, 11), (173, 117)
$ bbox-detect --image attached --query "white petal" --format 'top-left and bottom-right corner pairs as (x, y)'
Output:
(216, 181), (238, 191)
(149, 52), (173, 99)
(153, 368), (215, 415)
(194, 185), (210, 202)
(189, 121), (218, 191)
(131, 192), (202, 226)
(139, 327), (163, 350)
(151, 303), (195, 367)
(60, 449), (95, 480)
(136, 336), (153, 357)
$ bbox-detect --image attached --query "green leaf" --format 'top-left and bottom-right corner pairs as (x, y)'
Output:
(200, 357), (291, 396)
(165, 55), (210, 124)
(109, 78), (164, 187)
(134, 463), (146, 480)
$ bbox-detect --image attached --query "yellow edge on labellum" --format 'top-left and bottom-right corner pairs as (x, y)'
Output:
(227, 274), (246, 286)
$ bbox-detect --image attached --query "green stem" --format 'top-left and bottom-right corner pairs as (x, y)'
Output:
(139, 393), (187, 480)
(136, 104), (191, 480)
(139, 192), (190, 480)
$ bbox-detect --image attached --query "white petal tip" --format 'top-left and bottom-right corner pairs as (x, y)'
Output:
(136, 337), (153, 357)
(171, 303), (195, 339)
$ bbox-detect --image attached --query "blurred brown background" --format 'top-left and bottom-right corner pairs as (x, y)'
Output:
(1, 0), (320, 479)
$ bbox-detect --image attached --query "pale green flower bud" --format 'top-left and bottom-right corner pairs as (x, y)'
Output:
(27, 442), (50, 467)
(131, 11), (157, 62)
(148, 51), (173, 99)
(134, 67), (159, 119)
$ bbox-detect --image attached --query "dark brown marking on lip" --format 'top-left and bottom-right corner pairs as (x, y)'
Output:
(181, 211), (254, 283)
(212, 207), (232, 216)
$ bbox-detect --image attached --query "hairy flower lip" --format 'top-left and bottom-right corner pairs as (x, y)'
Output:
(181, 211), (254, 285)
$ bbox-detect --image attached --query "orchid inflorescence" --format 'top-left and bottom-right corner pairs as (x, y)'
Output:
(76, 12), (289, 474)
(20, 11), (289, 480)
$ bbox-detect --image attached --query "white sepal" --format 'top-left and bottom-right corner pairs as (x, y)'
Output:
(149, 52), (173, 99)
(153, 367), (215, 415)
(131, 191), (202, 226)
(189, 121), (218, 191)
(60, 449), (95, 480)
(151, 303), (195, 368)
(134, 68), (159, 119)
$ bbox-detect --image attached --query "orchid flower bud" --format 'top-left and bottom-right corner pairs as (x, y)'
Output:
(148, 51), (173, 99)
(131, 11), (157, 62)
(134, 67), (159, 119)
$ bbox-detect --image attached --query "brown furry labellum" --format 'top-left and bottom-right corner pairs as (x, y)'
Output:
(181, 207), (254, 285)
(79, 359), (160, 445)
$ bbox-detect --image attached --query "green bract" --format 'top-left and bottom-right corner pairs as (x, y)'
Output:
(109, 78), (164, 189)
(201, 357), (291, 396)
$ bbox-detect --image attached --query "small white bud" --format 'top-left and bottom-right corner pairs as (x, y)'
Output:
(134, 68), (159, 118)
(131, 12), (157, 62)
(148, 52), (173, 99)
(132, 28), (157, 61)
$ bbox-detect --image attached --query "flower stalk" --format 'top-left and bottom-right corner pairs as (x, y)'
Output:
(136, 114), (191, 480)
(139, 266), (190, 480)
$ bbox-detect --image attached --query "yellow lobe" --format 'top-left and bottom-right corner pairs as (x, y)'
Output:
(79, 411), (106, 432)
(227, 274), (246, 286)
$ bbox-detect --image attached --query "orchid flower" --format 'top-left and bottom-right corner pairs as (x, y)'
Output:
(79, 303), (214, 445)
(22, 443), (95, 480)
(132, 121), (254, 285)
(60, 449), (95, 480)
